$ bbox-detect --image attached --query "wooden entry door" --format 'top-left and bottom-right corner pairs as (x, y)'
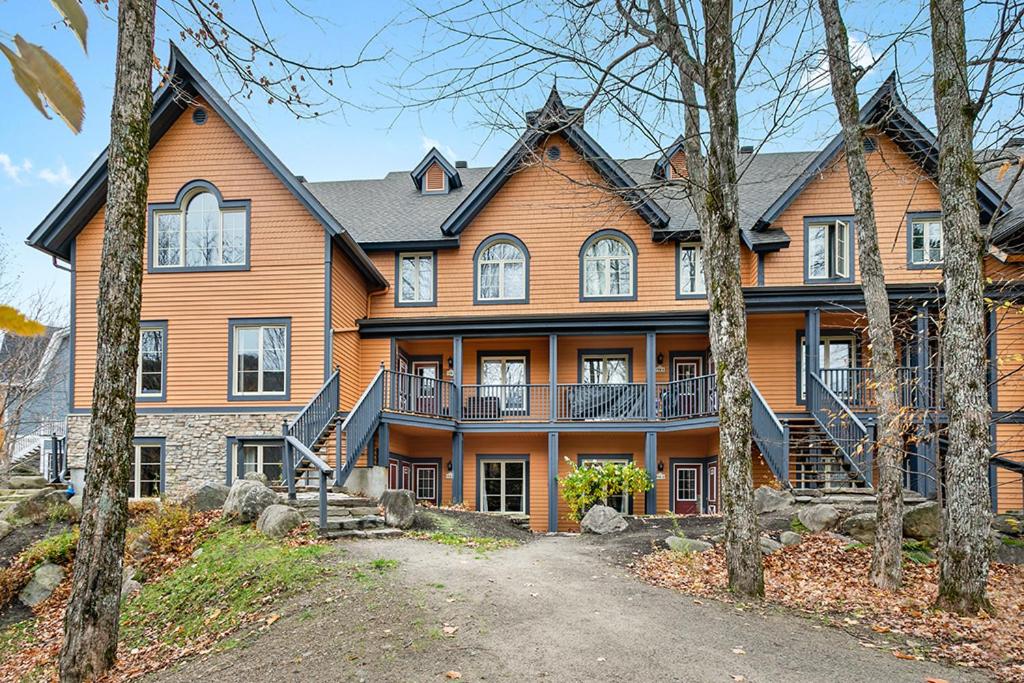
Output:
(411, 360), (440, 415)
(706, 463), (719, 514)
(388, 460), (399, 489)
(673, 463), (702, 514)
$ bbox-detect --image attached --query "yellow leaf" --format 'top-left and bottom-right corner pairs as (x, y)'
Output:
(13, 35), (84, 133)
(997, 160), (1011, 181)
(50, 0), (88, 53)
(0, 305), (46, 335)
(0, 42), (50, 121)
(445, 673), (462, 680)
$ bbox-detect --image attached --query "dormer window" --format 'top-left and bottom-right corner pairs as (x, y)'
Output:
(149, 180), (250, 272)
(653, 136), (688, 181)
(410, 147), (462, 195)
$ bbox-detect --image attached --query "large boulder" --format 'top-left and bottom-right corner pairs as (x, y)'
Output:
(68, 492), (83, 515)
(666, 536), (713, 553)
(243, 471), (270, 487)
(379, 489), (417, 530)
(1, 488), (67, 521)
(780, 531), (803, 546)
(19, 562), (65, 607)
(257, 504), (303, 539)
(840, 512), (877, 544)
(223, 479), (279, 523)
(754, 486), (795, 515)
(759, 536), (783, 554)
(580, 505), (628, 535)
(183, 482), (231, 512)
(993, 512), (1023, 537)
(797, 504), (840, 532)
(903, 501), (941, 542)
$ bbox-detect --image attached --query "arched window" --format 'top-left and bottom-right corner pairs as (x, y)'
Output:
(151, 181), (249, 271)
(580, 230), (636, 299)
(475, 234), (528, 303)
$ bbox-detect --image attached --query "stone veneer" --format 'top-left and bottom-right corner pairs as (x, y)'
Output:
(66, 411), (294, 495)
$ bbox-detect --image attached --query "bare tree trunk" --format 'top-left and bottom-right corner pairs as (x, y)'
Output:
(817, 0), (904, 590)
(929, 0), (992, 616)
(59, 1), (156, 679)
(701, 0), (764, 598)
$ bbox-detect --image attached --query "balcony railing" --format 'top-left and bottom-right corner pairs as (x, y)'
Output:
(461, 384), (551, 421)
(656, 374), (717, 420)
(382, 370), (455, 419)
(556, 383), (648, 421)
(818, 366), (943, 411)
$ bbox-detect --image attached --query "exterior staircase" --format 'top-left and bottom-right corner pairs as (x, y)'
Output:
(291, 491), (400, 540)
(787, 418), (868, 490)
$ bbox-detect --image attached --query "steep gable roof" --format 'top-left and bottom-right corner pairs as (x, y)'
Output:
(410, 148), (462, 192)
(754, 73), (1006, 231)
(439, 87), (670, 236)
(26, 45), (386, 289)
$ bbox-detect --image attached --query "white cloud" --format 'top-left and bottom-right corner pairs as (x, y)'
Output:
(802, 34), (875, 91)
(420, 136), (459, 161)
(38, 162), (73, 187)
(0, 153), (33, 183)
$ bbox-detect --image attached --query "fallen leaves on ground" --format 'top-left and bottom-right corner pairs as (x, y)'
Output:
(634, 534), (1024, 682)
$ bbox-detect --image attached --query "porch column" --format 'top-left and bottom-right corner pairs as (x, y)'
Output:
(646, 332), (657, 419)
(911, 305), (929, 496)
(548, 431), (559, 532)
(645, 431), (657, 514)
(549, 334), (558, 422)
(453, 336), (463, 420)
(804, 308), (821, 401)
(451, 432), (464, 504)
(377, 422), (390, 467)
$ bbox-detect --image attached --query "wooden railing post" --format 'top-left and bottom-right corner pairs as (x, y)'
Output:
(549, 334), (558, 422)
(805, 307), (821, 405)
(453, 337), (463, 420)
(282, 419), (296, 501)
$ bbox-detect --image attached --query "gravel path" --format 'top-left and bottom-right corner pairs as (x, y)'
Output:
(153, 535), (988, 682)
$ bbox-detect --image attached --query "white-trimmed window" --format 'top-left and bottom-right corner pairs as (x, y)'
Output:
(480, 459), (526, 513)
(911, 218), (943, 265)
(581, 353), (629, 384)
(136, 325), (164, 397)
(129, 444), (162, 498)
(678, 243), (705, 295)
(155, 191), (247, 268)
(477, 240), (526, 301)
(800, 334), (856, 399)
(807, 219), (850, 280)
(233, 324), (287, 396)
(398, 252), (434, 304)
(414, 464), (437, 502)
(239, 442), (284, 484)
(583, 235), (634, 297)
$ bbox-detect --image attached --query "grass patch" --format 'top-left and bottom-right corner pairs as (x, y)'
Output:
(119, 523), (331, 648)
(21, 528), (79, 567)
(408, 530), (518, 553)
(790, 518), (810, 534)
(1000, 535), (1024, 548)
(0, 620), (36, 660)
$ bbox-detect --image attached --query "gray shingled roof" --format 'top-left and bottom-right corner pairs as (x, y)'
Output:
(307, 150), (817, 247)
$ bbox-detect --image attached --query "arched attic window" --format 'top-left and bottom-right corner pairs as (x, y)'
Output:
(474, 234), (529, 304)
(150, 180), (250, 271)
(580, 230), (637, 300)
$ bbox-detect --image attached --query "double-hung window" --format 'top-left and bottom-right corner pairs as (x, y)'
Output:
(806, 219), (851, 281)
(910, 217), (943, 266)
(678, 243), (706, 295)
(129, 443), (162, 498)
(231, 321), (289, 398)
(398, 252), (434, 305)
(480, 459), (527, 513)
(153, 187), (248, 270)
(581, 353), (630, 385)
(579, 456), (631, 514)
(136, 323), (165, 399)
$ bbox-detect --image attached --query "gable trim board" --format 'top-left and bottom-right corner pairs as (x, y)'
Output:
(26, 44), (386, 290)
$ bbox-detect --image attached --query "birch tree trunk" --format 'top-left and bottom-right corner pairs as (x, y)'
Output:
(817, 0), (904, 590)
(700, 0), (764, 598)
(59, 1), (156, 679)
(929, 0), (993, 615)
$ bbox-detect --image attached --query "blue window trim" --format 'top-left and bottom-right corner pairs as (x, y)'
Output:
(474, 454), (530, 513)
(132, 436), (167, 495)
(675, 241), (707, 300)
(136, 320), (168, 403)
(394, 250), (438, 308)
(577, 348), (634, 383)
(579, 229), (638, 302)
(227, 317), (292, 402)
(225, 435), (286, 485)
(147, 179), (252, 273)
(576, 453), (636, 513)
(803, 215), (855, 284)
(906, 211), (944, 270)
(794, 328), (860, 405)
(473, 233), (530, 305)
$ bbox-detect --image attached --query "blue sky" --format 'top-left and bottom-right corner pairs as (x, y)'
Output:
(0, 1), (974, 318)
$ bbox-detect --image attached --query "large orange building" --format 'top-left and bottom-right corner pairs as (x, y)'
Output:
(27, 47), (1024, 530)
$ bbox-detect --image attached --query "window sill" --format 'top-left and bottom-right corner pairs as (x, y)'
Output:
(149, 264), (251, 274)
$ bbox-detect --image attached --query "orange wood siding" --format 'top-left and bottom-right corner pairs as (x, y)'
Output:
(668, 150), (687, 179)
(463, 432), (549, 532)
(72, 98), (329, 409)
(424, 162), (445, 192)
(996, 424), (1024, 513)
(995, 306), (1024, 414)
(368, 134), (708, 318)
(332, 244), (370, 410)
(741, 248), (758, 287)
(761, 135), (943, 287)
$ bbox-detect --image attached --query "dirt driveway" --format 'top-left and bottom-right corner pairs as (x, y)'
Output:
(154, 535), (987, 682)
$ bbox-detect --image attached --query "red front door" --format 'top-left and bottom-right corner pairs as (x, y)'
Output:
(388, 461), (399, 489)
(673, 463), (702, 514)
(706, 463), (719, 514)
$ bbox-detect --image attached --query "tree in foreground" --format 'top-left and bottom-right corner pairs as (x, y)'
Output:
(815, 0), (906, 589)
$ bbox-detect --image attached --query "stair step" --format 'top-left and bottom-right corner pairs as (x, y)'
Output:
(316, 514), (385, 531)
(322, 527), (402, 540)
(291, 495), (376, 509)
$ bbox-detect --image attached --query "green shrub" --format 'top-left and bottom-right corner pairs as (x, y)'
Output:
(138, 505), (194, 554)
(558, 458), (652, 521)
(22, 529), (79, 567)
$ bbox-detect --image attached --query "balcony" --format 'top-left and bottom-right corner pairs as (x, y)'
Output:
(818, 366), (943, 412)
(382, 370), (719, 424)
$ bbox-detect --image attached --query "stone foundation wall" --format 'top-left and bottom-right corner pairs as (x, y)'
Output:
(66, 411), (294, 496)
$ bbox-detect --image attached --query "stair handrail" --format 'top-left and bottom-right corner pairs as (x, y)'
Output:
(287, 368), (341, 449)
(282, 434), (333, 531)
(750, 380), (790, 485)
(807, 371), (872, 484)
(337, 367), (386, 487)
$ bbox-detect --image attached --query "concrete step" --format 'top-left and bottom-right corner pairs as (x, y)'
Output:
(299, 506), (379, 520)
(322, 527), (402, 540)
(318, 514), (385, 532)
(290, 494), (376, 509)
